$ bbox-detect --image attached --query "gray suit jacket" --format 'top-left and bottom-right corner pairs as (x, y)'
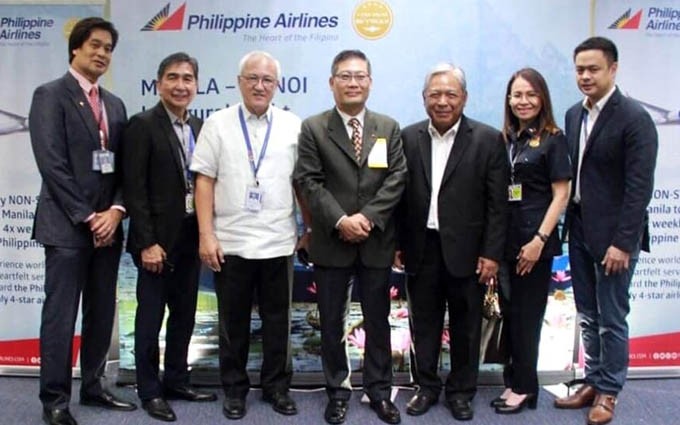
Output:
(295, 108), (407, 268)
(29, 72), (127, 247)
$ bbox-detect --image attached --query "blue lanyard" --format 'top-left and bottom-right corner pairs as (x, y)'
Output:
(176, 122), (196, 191)
(581, 108), (590, 144)
(238, 106), (273, 186)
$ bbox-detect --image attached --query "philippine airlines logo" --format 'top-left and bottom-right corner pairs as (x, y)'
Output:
(608, 8), (642, 29)
(141, 2), (186, 31)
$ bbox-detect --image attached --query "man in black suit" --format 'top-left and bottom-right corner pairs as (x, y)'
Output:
(395, 63), (508, 421)
(122, 52), (216, 422)
(29, 17), (137, 425)
(295, 50), (407, 425)
(553, 37), (657, 425)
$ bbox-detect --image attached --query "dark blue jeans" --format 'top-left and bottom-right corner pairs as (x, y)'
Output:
(569, 213), (638, 396)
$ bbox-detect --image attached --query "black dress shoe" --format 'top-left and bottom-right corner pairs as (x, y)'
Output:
(262, 392), (298, 415)
(222, 398), (246, 420)
(448, 399), (473, 421)
(43, 408), (77, 425)
(142, 398), (176, 422)
(406, 392), (438, 416)
(489, 395), (507, 408)
(494, 394), (537, 414)
(163, 386), (217, 402)
(80, 391), (137, 411)
(370, 399), (401, 424)
(324, 400), (348, 424)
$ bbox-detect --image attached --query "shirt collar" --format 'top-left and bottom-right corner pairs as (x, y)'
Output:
(428, 116), (461, 139)
(336, 107), (366, 128)
(69, 67), (98, 95)
(240, 103), (272, 122)
(162, 103), (189, 125)
(582, 85), (616, 113)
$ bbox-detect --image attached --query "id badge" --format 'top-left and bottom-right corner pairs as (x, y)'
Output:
(508, 183), (522, 202)
(244, 186), (264, 212)
(93, 150), (115, 173)
(368, 138), (388, 168)
(185, 192), (195, 214)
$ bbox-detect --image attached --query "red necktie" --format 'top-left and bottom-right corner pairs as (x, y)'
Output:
(348, 117), (362, 161)
(88, 86), (107, 147)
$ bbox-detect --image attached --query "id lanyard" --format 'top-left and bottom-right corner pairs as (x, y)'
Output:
(177, 126), (196, 193)
(507, 135), (530, 184)
(238, 106), (273, 186)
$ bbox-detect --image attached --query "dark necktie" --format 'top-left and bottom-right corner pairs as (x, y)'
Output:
(348, 117), (361, 161)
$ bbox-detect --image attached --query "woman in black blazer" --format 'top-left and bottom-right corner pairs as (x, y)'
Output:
(492, 68), (571, 414)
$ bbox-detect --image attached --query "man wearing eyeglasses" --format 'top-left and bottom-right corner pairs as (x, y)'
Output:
(191, 50), (307, 421)
(295, 49), (407, 425)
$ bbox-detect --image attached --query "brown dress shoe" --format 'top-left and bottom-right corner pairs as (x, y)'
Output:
(554, 384), (596, 409)
(587, 394), (616, 425)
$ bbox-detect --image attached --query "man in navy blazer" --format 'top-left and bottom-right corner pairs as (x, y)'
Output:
(554, 37), (657, 425)
(29, 17), (136, 425)
(395, 63), (508, 421)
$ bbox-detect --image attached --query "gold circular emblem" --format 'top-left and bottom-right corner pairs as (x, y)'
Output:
(63, 18), (79, 40)
(529, 137), (540, 147)
(352, 0), (393, 40)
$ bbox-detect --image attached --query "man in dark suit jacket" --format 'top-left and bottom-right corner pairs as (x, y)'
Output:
(395, 63), (508, 421)
(295, 50), (407, 425)
(122, 52), (216, 422)
(29, 17), (136, 425)
(554, 37), (657, 425)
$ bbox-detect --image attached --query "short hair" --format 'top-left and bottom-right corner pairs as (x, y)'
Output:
(330, 49), (372, 76)
(157, 52), (199, 81)
(502, 67), (560, 141)
(68, 17), (118, 63)
(422, 63), (467, 94)
(238, 51), (281, 79)
(573, 36), (618, 64)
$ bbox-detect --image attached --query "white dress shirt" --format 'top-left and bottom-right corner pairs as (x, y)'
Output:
(427, 118), (461, 230)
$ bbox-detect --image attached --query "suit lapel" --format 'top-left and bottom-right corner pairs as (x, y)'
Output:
(359, 110), (379, 166)
(583, 89), (620, 157)
(327, 109), (358, 164)
(440, 116), (472, 187)
(153, 103), (186, 184)
(417, 123), (432, 189)
(568, 106), (582, 178)
(64, 73), (99, 147)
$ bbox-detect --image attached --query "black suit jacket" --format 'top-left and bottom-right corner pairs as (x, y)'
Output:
(295, 108), (407, 268)
(122, 102), (202, 256)
(398, 116), (508, 277)
(29, 72), (126, 247)
(565, 88), (658, 258)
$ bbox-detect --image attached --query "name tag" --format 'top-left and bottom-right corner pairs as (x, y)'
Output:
(92, 149), (115, 174)
(185, 192), (195, 214)
(244, 185), (264, 212)
(368, 138), (388, 168)
(508, 183), (522, 202)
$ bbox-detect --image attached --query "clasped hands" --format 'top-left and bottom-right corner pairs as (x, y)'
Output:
(338, 213), (372, 243)
(89, 208), (123, 248)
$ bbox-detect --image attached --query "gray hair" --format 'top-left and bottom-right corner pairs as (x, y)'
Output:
(238, 50), (281, 79)
(422, 63), (467, 93)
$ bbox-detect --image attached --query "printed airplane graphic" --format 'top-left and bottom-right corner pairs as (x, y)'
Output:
(627, 95), (679, 126)
(0, 108), (29, 135)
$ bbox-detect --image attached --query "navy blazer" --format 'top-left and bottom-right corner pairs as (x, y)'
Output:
(565, 88), (658, 259)
(397, 116), (509, 277)
(122, 102), (202, 256)
(29, 72), (127, 247)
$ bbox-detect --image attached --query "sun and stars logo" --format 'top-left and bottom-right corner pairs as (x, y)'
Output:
(141, 2), (186, 31)
(608, 8), (643, 29)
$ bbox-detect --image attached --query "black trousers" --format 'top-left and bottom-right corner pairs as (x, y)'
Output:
(134, 217), (200, 401)
(39, 241), (122, 409)
(500, 259), (551, 395)
(314, 263), (393, 402)
(406, 229), (485, 401)
(214, 255), (293, 399)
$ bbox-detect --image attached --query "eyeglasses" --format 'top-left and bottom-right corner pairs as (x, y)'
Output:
(334, 72), (370, 84)
(509, 92), (540, 102)
(239, 74), (278, 88)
